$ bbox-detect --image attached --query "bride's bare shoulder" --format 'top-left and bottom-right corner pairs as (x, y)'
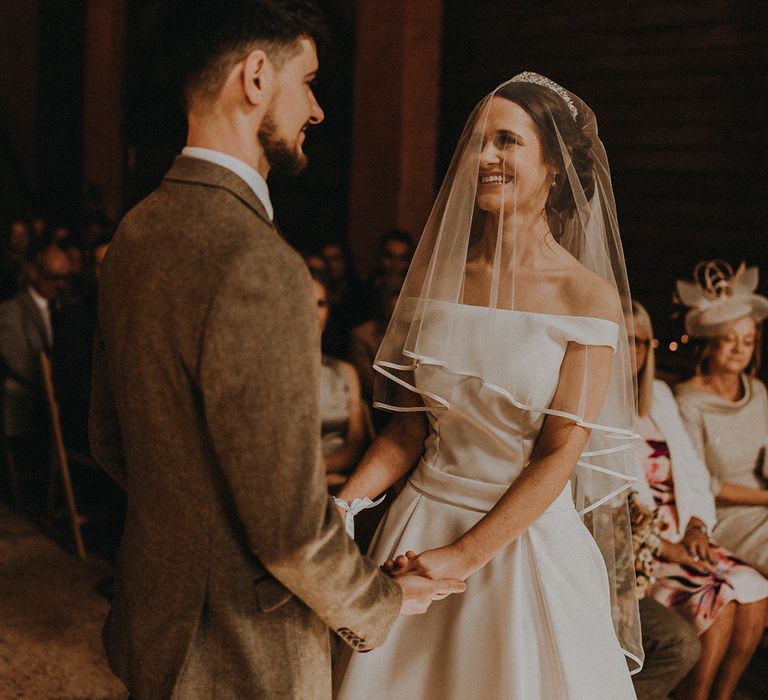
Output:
(559, 254), (621, 323)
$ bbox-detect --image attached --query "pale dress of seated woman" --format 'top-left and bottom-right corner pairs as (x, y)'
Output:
(311, 271), (367, 491)
(673, 263), (768, 579)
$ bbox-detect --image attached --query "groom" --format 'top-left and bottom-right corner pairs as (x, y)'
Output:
(89, 2), (464, 698)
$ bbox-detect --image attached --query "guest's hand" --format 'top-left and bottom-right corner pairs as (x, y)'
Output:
(659, 540), (716, 574)
(384, 546), (474, 582)
(680, 523), (713, 564)
(394, 573), (465, 615)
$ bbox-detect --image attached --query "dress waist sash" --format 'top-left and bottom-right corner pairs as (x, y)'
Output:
(408, 459), (576, 514)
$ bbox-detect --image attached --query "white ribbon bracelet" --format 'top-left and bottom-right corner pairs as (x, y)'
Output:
(333, 495), (386, 539)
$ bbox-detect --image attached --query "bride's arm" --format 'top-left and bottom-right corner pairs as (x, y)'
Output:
(390, 341), (614, 581)
(335, 392), (428, 514)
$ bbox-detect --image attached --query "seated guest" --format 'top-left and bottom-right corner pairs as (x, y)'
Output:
(320, 240), (365, 358)
(358, 229), (413, 324)
(321, 240), (357, 304)
(0, 219), (31, 301)
(350, 271), (405, 404)
(7, 219), (31, 257)
(50, 223), (73, 245)
(81, 211), (110, 249)
(632, 299), (768, 700)
(30, 216), (46, 244)
(311, 270), (366, 490)
(674, 262), (768, 578)
(59, 239), (87, 303)
(370, 228), (413, 279)
(0, 242), (70, 478)
(300, 248), (327, 277)
(628, 491), (701, 700)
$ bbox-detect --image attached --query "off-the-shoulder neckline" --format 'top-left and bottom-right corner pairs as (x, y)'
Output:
(419, 298), (620, 329)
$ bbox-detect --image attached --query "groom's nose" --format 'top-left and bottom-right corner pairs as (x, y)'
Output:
(308, 90), (324, 125)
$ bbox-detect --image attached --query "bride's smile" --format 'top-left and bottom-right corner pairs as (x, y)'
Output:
(475, 98), (555, 218)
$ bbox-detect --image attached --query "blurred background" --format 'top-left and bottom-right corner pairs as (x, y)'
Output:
(2, 0), (767, 368)
(1, 1), (767, 697)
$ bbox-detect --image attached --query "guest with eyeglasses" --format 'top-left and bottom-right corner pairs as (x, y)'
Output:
(630, 299), (768, 700)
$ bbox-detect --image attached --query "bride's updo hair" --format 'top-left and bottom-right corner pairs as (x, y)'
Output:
(495, 81), (595, 239)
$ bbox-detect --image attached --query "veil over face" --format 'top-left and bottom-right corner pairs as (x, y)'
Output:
(373, 73), (644, 672)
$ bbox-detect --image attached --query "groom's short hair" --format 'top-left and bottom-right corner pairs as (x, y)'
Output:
(170, 0), (328, 111)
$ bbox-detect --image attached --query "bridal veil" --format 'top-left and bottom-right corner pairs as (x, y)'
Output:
(372, 73), (644, 672)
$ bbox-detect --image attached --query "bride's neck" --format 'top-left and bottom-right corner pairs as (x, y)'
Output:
(479, 210), (554, 267)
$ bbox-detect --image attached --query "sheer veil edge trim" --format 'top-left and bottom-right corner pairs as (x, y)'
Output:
(626, 650), (643, 676)
(372, 362), (641, 488)
(373, 361), (641, 440)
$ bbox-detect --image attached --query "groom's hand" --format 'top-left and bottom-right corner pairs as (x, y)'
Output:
(394, 573), (465, 615)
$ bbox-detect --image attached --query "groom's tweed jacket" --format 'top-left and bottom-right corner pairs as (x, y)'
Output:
(90, 156), (400, 699)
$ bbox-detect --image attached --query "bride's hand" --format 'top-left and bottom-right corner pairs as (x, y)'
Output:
(384, 546), (474, 582)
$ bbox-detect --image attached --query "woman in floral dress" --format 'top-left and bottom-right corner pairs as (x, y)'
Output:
(631, 300), (768, 700)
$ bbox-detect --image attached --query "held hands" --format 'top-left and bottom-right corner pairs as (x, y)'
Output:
(394, 573), (466, 615)
(384, 546), (471, 615)
(384, 546), (475, 583)
(332, 503), (466, 614)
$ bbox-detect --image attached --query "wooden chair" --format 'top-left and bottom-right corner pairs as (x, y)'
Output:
(40, 350), (86, 559)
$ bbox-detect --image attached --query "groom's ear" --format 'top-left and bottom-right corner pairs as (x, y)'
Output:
(242, 49), (274, 107)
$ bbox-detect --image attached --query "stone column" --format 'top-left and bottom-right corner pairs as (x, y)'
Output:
(83, 0), (125, 221)
(347, 0), (443, 277)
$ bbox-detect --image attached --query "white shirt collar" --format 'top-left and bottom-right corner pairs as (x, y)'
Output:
(27, 285), (49, 312)
(27, 285), (53, 345)
(181, 146), (274, 221)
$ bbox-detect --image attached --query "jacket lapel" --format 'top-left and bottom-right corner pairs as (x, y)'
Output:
(163, 155), (274, 228)
(20, 290), (50, 353)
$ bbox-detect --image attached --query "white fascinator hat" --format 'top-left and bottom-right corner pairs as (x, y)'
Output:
(676, 260), (768, 337)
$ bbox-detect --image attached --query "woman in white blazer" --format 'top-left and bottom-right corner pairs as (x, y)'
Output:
(631, 301), (768, 700)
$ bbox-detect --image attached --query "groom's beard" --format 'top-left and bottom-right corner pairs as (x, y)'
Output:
(258, 112), (308, 177)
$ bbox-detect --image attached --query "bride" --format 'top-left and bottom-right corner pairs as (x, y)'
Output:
(333, 73), (642, 699)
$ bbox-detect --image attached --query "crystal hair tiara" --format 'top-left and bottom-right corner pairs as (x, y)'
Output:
(511, 71), (578, 120)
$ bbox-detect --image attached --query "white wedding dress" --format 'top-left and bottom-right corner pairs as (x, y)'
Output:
(334, 301), (637, 700)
